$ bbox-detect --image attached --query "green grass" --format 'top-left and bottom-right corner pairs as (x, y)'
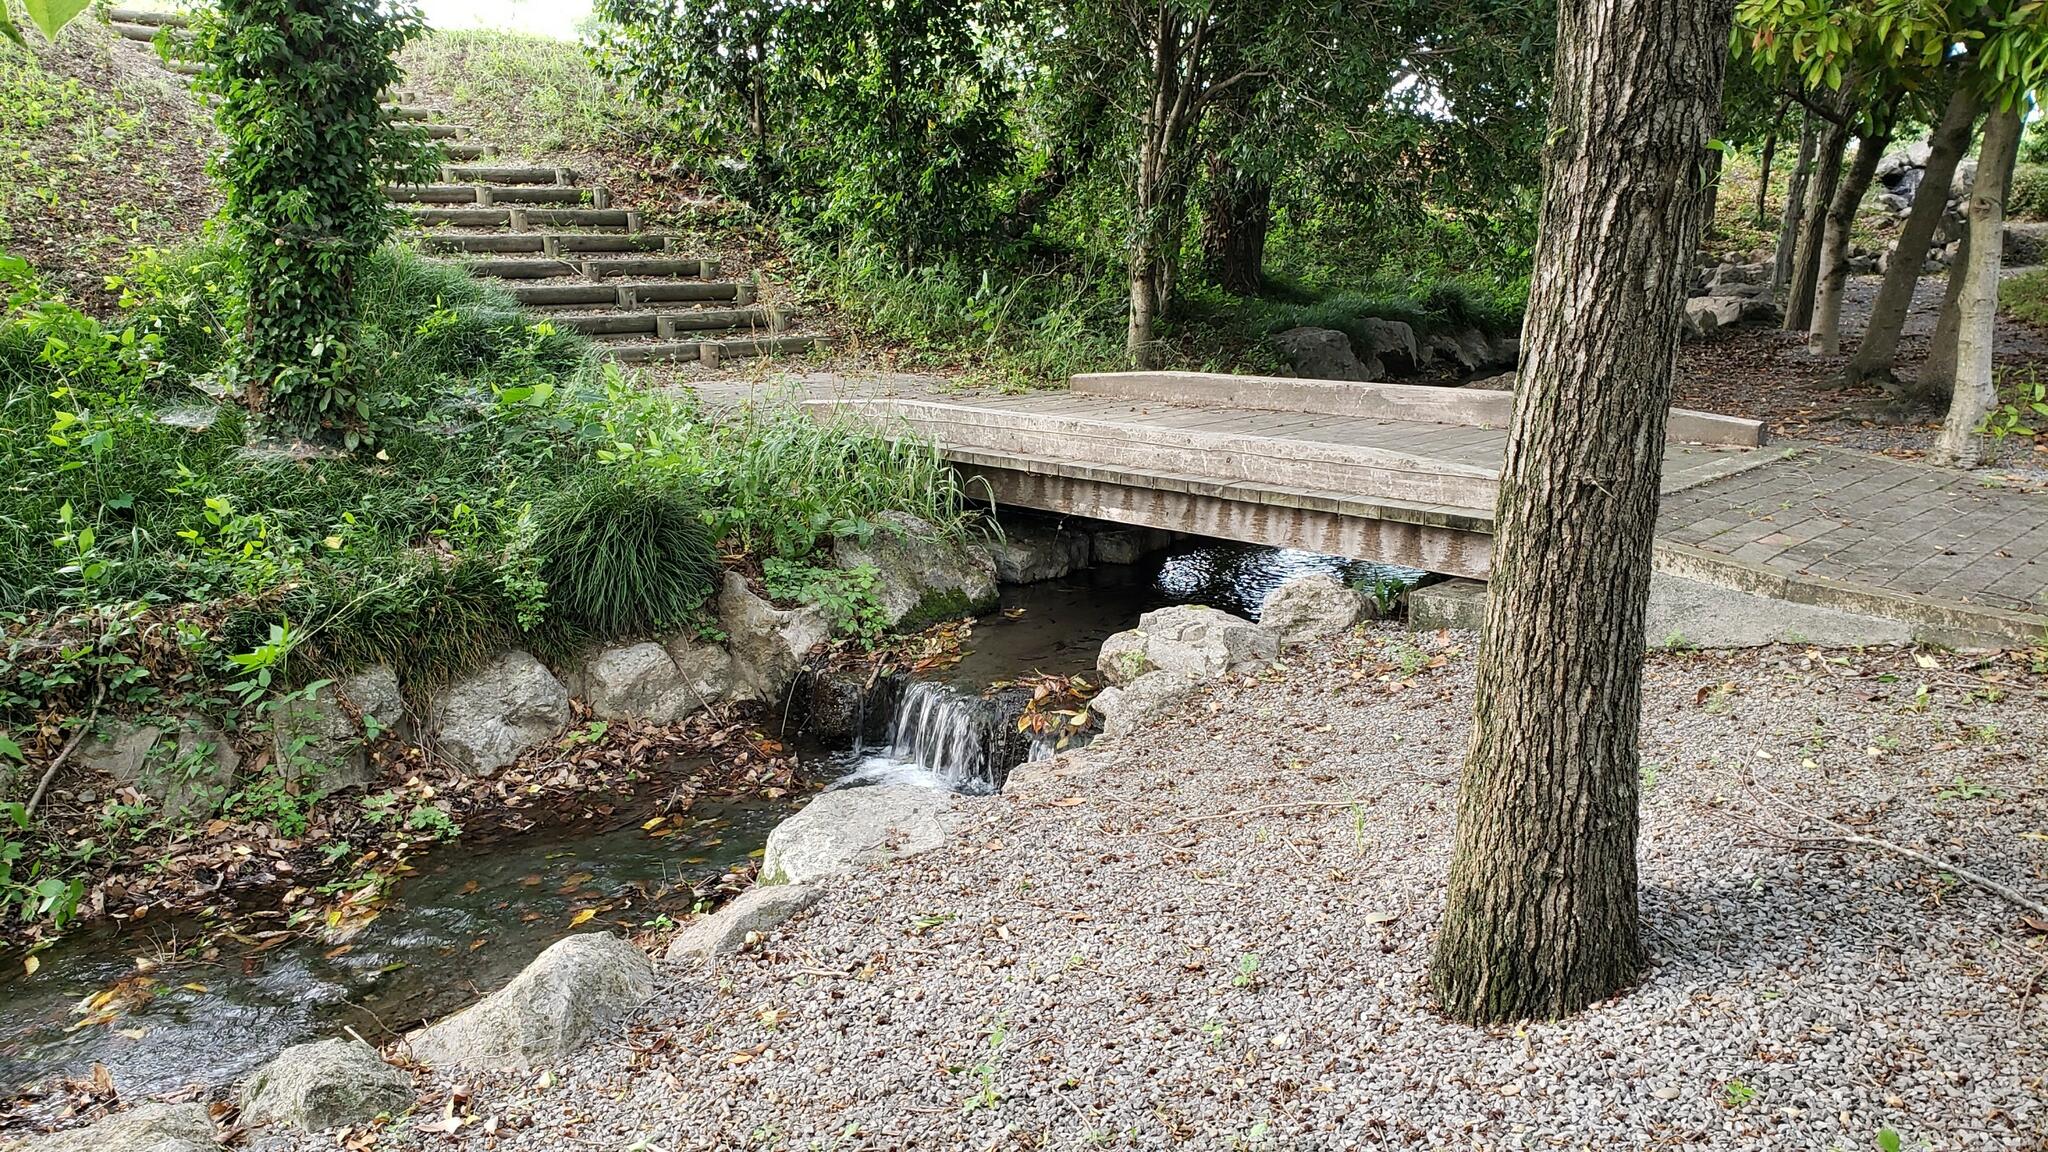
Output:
(396, 28), (680, 162)
(2001, 268), (2048, 327)
(532, 469), (720, 637)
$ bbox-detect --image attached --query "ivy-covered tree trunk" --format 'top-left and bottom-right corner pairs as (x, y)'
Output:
(1428, 0), (1733, 1023)
(1773, 114), (1817, 293)
(195, 0), (433, 442)
(1933, 105), (2023, 466)
(1849, 86), (1980, 392)
(1785, 105), (1850, 331)
(1201, 167), (1271, 296)
(1809, 126), (1890, 354)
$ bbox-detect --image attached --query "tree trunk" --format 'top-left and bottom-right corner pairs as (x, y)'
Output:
(1125, 5), (1208, 370)
(1847, 86), (1979, 390)
(1920, 228), (1970, 401)
(1810, 127), (1890, 354)
(1754, 102), (1785, 229)
(1428, 0), (1733, 1024)
(1933, 106), (2022, 467)
(1201, 167), (1271, 295)
(1785, 107), (1850, 330)
(1699, 143), (1723, 247)
(1774, 114), (1817, 293)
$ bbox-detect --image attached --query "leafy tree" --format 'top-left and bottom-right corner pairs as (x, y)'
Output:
(190, 0), (437, 444)
(1430, 0), (1734, 1022)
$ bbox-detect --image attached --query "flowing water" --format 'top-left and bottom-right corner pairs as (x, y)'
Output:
(0, 538), (1419, 1100)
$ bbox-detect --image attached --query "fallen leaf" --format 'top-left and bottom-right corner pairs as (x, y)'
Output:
(569, 908), (597, 927)
(1050, 797), (1087, 808)
(23, 954), (39, 976)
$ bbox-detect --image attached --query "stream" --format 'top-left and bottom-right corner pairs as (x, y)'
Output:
(0, 539), (1417, 1100)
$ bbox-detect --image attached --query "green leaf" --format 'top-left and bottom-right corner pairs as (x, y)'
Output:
(0, 10), (24, 48)
(21, 0), (90, 39)
(1876, 1129), (1901, 1152)
(0, 734), (21, 762)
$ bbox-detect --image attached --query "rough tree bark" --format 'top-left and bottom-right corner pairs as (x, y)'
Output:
(1428, 0), (1733, 1023)
(1921, 228), (1970, 401)
(1785, 102), (1850, 331)
(1933, 105), (2023, 466)
(1809, 126), (1891, 354)
(1847, 86), (1980, 390)
(1773, 114), (1817, 293)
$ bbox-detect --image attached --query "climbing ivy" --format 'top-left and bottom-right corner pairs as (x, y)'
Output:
(190, 0), (438, 444)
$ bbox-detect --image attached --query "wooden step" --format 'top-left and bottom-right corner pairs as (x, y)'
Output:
(458, 257), (581, 279)
(112, 21), (168, 42)
(415, 232), (676, 257)
(444, 165), (579, 186)
(407, 206), (634, 230)
(110, 7), (190, 26)
(510, 280), (745, 307)
(384, 106), (436, 122)
(580, 256), (712, 279)
(560, 306), (773, 338)
(605, 334), (824, 365)
(386, 184), (598, 207)
(421, 123), (465, 140)
(437, 142), (492, 162)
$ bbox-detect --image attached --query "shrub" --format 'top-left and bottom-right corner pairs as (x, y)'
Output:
(531, 469), (720, 638)
(2009, 164), (2048, 222)
(2001, 268), (2048, 327)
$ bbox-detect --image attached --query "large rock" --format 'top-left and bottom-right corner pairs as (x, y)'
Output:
(1089, 669), (1198, 738)
(1260, 573), (1370, 647)
(1096, 605), (1278, 687)
(717, 573), (830, 704)
(2005, 222), (2048, 268)
(665, 884), (820, 964)
(1425, 326), (1496, 374)
(760, 785), (949, 885)
(406, 934), (655, 1072)
(427, 651), (569, 774)
(78, 717), (237, 823)
(1271, 326), (1378, 381)
(571, 641), (730, 725)
(14, 1103), (216, 1152)
(1353, 317), (1418, 376)
(240, 1037), (412, 1133)
(272, 667), (406, 792)
(830, 512), (998, 629)
(980, 520), (1091, 584)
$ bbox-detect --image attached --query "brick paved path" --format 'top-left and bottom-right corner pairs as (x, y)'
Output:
(1657, 446), (2048, 616)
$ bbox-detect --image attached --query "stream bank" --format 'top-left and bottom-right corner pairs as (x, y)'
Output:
(2, 515), (1420, 1133)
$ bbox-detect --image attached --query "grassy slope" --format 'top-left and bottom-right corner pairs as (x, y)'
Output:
(0, 19), (219, 311)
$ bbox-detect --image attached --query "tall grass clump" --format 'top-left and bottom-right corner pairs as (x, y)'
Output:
(532, 468), (720, 638)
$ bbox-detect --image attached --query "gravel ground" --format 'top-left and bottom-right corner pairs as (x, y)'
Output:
(303, 628), (2046, 1151)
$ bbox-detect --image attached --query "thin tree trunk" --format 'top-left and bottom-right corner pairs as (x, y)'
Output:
(1428, 0), (1733, 1024)
(1699, 143), (1723, 247)
(1848, 86), (1980, 390)
(1920, 228), (1970, 401)
(1774, 114), (1818, 293)
(1754, 102), (1785, 229)
(1786, 106), (1850, 330)
(1933, 106), (2023, 466)
(1810, 127), (1890, 353)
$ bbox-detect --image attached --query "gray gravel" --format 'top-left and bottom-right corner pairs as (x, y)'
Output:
(297, 628), (2048, 1150)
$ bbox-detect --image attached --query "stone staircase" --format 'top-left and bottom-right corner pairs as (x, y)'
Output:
(106, 7), (827, 367)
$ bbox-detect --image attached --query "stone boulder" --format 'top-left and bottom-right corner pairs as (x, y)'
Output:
(1425, 326), (1497, 374)
(240, 1037), (412, 1133)
(665, 884), (820, 964)
(2004, 222), (2048, 268)
(570, 640), (731, 725)
(271, 666), (407, 792)
(1089, 669), (1199, 738)
(717, 572), (830, 704)
(15, 1103), (216, 1152)
(427, 651), (570, 774)
(1260, 573), (1370, 647)
(406, 934), (655, 1072)
(1271, 326), (1378, 381)
(1353, 318), (1418, 376)
(760, 785), (949, 885)
(78, 716), (238, 823)
(1096, 605), (1278, 687)
(979, 520), (1091, 584)
(830, 511), (998, 629)
(1461, 371), (1516, 392)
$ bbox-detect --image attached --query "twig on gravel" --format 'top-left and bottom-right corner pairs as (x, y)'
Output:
(1761, 791), (2048, 920)
(23, 682), (104, 822)
(1163, 799), (1364, 832)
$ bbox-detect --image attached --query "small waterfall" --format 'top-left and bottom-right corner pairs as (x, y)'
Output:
(836, 681), (1048, 795)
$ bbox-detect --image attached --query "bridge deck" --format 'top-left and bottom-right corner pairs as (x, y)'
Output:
(684, 372), (2048, 645)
